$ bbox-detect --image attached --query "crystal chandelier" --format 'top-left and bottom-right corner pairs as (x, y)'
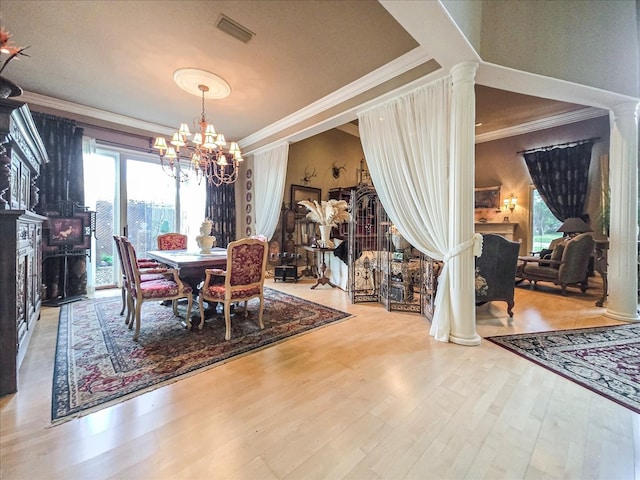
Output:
(153, 73), (242, 186)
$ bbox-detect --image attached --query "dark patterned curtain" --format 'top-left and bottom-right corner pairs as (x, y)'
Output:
(205, 182), (235, 247)
(32, 112), (86, 300)
(523, 141), (594, 222)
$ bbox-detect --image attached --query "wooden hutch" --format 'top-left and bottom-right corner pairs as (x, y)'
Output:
(0, 99), (48, 395)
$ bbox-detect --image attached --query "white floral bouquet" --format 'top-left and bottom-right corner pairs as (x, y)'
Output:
(298, 199), (350, 226)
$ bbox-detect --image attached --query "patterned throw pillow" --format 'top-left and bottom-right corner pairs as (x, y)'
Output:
(550, 240), (567, 266)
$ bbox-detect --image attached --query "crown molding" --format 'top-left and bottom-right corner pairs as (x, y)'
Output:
(474, 107), (607, 144)
(18, 91), (175, 136)
(19, 78), (608, 149)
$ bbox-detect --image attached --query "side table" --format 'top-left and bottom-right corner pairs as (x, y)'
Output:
(303, 245), (337, 289)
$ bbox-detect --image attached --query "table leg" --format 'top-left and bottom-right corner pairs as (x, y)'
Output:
(310, 251), (336, 289)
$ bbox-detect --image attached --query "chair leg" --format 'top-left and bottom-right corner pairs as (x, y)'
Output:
(133, 300), (143, 341)
(126, 295), (135, 328)
(561, 284), (567, 295)
(506, 301), (514, 318)
(184, 294), (193, 330)
(224, 301), (232, 341)
(198, 295), (206, 330)
(258, 295), (265, 330)
(120, 286), (126, 316)
(172, 299), (179, 316)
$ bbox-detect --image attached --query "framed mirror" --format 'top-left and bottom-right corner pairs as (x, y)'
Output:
(291, 184), (321, 217)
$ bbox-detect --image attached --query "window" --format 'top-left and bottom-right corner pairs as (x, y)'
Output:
(530, 187), (562, 252)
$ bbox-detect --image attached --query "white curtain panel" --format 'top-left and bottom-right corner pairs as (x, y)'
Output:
(358, 76), (459, 342)
(254, 142), (289, 240)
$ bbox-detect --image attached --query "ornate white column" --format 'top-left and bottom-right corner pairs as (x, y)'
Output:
(606, 102), (639, 322)
(448, 61), (481, 346)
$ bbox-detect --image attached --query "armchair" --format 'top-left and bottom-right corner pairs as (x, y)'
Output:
(475, 234), (520, 316)
(113, 235), (167, 318)
(520, 232), (595, 295)
(198, 238), (269, 340)
(121, 237), (193, 340)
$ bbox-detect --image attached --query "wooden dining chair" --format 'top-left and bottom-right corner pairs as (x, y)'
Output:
(198, 238), (268, 340)
(113, 236), (168, 320)
(120, 237), (194, 340)
(157, 232), (188, 250)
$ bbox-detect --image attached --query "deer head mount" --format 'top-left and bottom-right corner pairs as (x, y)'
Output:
(302, 166), (317, 185)
(331, 162), (346, 179)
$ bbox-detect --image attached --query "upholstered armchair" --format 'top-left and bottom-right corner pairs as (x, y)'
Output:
(475, 234), (520, 317)
(198, 238), (268, 340)
(120, 237), (193, 340)
(157, 232), (188, 250)
(520, 232), (595, 295)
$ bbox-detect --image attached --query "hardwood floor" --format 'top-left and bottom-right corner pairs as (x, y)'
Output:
(1, 278), (638, 479)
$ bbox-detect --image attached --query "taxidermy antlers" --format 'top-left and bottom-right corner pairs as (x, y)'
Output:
(331, 161), (346, 179)
(302, 166), (317, 185)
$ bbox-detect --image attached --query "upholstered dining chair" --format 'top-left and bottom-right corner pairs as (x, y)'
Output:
(157, 232), (188, 250)
(198, 237), (268, 340)
(113, 236), (168, 317)
(120, 237), (193, 340)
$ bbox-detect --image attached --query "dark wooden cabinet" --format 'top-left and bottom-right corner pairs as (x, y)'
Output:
(0, 99), (48, 395)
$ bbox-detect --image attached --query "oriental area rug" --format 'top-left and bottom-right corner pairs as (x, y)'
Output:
(52, 288), (351, 424)
(487, 324), (640, 414)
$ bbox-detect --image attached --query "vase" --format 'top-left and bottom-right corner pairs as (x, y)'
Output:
(318, 225), (332, 248)
(196, 235), (215, 254)
(0, 76), (23, 99)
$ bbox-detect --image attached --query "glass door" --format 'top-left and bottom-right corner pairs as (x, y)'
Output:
(125, 158), (177, 258)
(84, 148), (206, 290)
(84, 151), (119, 289)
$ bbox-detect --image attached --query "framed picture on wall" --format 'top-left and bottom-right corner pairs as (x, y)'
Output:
(291, 184), (322, 217)
(474, 186), (501, 210)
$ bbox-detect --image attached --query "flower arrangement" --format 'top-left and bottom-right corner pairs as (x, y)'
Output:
(0, 28), (29, 76)
(298, 199), (350, 226)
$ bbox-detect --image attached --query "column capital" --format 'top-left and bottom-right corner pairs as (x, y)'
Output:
(611, 101), (639, 120)
(450, 62), (478, 84)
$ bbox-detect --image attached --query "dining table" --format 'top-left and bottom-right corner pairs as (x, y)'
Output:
(147, 248), (228, 289)
(146, 248), (228, 327)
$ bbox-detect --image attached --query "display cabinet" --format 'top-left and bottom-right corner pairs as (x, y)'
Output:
(0, 99), (48, 395)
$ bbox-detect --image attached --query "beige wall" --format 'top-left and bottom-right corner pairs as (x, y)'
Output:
(239, 128), (365, 241)
(285, 128), (366, 204)
(475, 115), (610, 253)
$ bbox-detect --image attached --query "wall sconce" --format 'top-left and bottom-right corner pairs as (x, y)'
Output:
(503, 193), (518, 213)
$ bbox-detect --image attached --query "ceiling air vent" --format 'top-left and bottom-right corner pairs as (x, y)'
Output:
(216, 14), (255, 44)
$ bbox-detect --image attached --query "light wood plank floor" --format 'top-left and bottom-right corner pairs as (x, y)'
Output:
(1, 278), (638, 479)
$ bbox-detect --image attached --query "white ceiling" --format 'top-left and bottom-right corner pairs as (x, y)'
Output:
(1, 0), (600, 152)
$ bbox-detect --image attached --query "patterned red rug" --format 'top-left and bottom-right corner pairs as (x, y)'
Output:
(52, 288), (351, 423)
(487, 324), (640, 414)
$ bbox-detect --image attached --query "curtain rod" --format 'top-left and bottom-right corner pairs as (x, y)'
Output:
(517, 137), (600, 155)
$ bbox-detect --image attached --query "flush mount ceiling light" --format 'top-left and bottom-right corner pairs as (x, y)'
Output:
(153, 68), (241, 186)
